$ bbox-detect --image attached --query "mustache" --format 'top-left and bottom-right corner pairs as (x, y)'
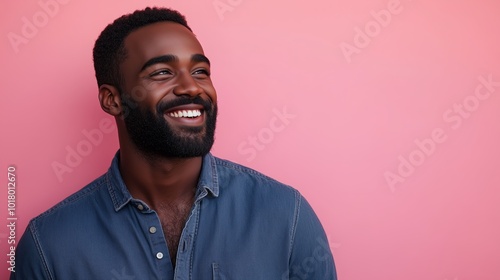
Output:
(156, 96), (213, 113)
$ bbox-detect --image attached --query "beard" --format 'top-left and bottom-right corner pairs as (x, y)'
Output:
(122, 95), (217, 159)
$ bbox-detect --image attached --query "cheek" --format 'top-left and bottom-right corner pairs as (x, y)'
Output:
(202, 84), (217, 102)
(209, 92), (217, 104)
(128, 82), (173, 106)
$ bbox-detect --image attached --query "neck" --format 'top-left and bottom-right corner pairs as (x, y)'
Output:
(119, 146), (202, 210)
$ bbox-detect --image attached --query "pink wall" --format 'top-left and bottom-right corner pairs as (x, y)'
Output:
(2, 0), (500, 279)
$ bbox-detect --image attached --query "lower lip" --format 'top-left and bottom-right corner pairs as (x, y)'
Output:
(164, 113), (205, 126)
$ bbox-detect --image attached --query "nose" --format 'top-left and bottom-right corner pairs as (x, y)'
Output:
(173, 71), (203, 98)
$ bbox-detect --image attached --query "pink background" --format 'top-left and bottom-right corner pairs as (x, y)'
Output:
(2, 0), (500, 279)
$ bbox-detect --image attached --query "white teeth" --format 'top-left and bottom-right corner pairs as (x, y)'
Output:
(168, 109), (201, 118)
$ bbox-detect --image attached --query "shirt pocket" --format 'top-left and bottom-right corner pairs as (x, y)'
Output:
(212, 262), (228, 280)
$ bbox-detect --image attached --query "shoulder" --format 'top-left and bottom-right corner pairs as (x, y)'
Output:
(28, 173), (108, 232)
(15, 174), (109, 277)
(213, 156), (299, 195)
(210, 156), (304, 218)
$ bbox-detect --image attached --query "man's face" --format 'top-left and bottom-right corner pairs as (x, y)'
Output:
(119, 22), (217, 158)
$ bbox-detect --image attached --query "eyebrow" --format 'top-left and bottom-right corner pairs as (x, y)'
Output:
(140, 54), (210, 72)
(191, 54), (211, 65)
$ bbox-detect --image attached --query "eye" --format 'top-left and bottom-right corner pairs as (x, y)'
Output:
(147, 69), (174, 81)
(152, 70), (171, 76)
(192, 69), (210, 78)
(149, 69), (173, 77)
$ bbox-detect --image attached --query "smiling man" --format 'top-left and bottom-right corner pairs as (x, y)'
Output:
(12, 7), (337, 280)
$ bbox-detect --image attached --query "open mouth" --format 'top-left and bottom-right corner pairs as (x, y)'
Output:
(164, 104), (205, 126)
(167, 109), (202, 118)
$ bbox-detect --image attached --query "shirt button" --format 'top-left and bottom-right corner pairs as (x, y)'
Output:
(149, 226), (157, 234)
(137, 204), (144, 210)
(156, 252), (164, 259)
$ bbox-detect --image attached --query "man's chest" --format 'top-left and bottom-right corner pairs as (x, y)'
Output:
(156, 203), (193, 261)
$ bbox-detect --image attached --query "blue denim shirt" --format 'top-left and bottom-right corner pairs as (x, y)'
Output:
(12, 152), (337, 280)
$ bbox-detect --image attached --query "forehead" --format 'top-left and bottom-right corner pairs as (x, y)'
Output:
(123, 21), (204, 64)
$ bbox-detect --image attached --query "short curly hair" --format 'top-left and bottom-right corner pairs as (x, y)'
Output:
(92, 7), (192, 89)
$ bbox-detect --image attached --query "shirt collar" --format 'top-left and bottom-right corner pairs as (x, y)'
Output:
(106, 151), (219, 212)
(197, 152), (220, 198)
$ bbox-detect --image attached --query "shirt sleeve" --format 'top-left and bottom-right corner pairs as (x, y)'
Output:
(10, 222), (51, 280)
(288, 193), (338, 280)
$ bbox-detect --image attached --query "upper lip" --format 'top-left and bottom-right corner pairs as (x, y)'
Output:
(164, 104), (204, 114)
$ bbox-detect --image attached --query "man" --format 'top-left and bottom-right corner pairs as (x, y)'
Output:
(12, 7), (337, 280)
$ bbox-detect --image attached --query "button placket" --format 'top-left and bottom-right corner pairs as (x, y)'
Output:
(173, 202), (201, 277)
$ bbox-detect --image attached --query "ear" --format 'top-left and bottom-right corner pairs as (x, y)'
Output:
(98, 84), (122, 116)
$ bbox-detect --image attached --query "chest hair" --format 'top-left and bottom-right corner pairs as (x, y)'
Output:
(157, 202), (193, 267)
